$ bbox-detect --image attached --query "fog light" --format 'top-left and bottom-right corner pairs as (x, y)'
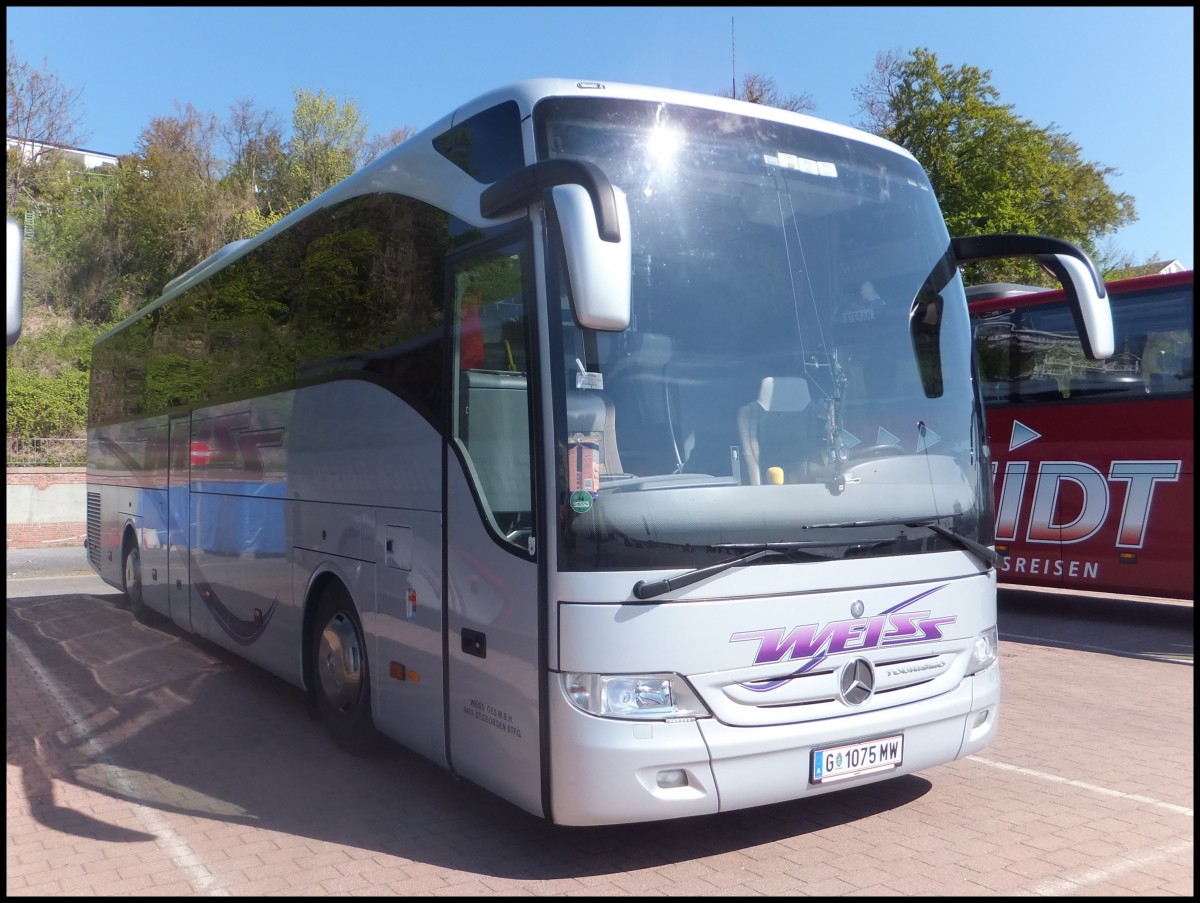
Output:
(656, 769), (688, 789)
(973, 709), (989, 729)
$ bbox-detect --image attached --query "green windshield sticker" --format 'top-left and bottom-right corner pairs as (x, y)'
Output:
(569, 490), (594, 514)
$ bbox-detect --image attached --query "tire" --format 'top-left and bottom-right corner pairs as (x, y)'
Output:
(311, 584), (379, 754)
(122, 536), (157, 624)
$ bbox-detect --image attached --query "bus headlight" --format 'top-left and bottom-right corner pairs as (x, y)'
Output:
(562, 672), (711, 721)
(966, 625), (998, 675)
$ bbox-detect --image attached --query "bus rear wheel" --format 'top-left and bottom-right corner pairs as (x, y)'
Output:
(312, 585), (379, 754)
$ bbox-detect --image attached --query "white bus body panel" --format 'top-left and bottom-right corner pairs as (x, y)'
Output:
(549, 570), (999, 825)
(444, 461), (543, 818)
(549, 662), (998, 826)
(366, 507), (446, 764)
(89, 380), (454, 767)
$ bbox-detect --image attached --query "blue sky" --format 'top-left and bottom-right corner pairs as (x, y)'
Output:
(7, 6), (1193, 268)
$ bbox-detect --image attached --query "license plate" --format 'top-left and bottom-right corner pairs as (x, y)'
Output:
(811, 734), (903, 783)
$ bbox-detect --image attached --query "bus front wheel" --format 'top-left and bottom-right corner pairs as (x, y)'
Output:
(122, 536), (156, 624)
(312, 585), (379, 754)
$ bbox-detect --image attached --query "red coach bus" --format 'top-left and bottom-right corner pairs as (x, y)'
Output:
(969, 270), (1194, 601)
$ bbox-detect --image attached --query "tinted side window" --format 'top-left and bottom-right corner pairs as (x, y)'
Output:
(971, 281), (1194, 403)
(433, 101), (524, 183)
(90, 193), (451, 429)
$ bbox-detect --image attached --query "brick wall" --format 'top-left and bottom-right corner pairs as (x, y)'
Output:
(6, 467), (87, 548)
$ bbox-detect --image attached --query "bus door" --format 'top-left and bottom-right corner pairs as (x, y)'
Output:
(443, 242), (545, 817)
(167, 413), (192, 630)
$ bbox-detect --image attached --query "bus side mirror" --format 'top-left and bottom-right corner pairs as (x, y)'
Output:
(480, 158), (632, 333)
(552, 182), (631, 331)
(1033, 251), (1115, 360)
(7, 217), (22, 346)
(951, 233), (1114, 360)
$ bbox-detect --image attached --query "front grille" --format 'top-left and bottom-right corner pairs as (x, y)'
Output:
(693, 648), (964, 727)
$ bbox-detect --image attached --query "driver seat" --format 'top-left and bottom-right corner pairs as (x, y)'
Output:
(737, 376), (816, 485)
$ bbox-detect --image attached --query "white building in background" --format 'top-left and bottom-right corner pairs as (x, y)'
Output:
(1124, 259), (1188, 276)
(6, 136), (119, 170)
(7, 138), (119, 239)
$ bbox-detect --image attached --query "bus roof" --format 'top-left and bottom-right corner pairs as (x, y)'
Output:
(968, 269), (1193, 314)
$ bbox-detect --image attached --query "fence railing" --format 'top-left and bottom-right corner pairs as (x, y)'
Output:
(6, 436), (87, 467)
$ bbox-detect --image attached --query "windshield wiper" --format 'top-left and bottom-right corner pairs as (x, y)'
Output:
(629, 520), (998, 601)
(835, 518), (1003, 566)
(919, 522), (1002, 568)
(631, 540), (885, 601)
(807, 516), (1001, 568)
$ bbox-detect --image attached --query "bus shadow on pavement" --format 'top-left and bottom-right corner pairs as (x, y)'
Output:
(998, 588), (1194, 664)
(7, 589), (933, 876)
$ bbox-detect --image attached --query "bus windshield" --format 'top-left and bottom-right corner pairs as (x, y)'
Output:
(537, 97), (988, 571)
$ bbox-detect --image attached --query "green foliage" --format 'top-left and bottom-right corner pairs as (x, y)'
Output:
(231, 206), (287, 241)
(5, 355), (90, 438)
(20, 156), (124, 323)
(282, 88), (367, 207)
(106, 103), (240, 301)
(861, 49), (1137, 284)
(7, 318), (98, 375)
(143, 352), (212, 411)
(221, 98), (289, 218)
(468, 253), (524, 300)
(6, 319), (104, 437)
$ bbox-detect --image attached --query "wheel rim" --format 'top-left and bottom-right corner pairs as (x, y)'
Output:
(317, 612), (364, 714)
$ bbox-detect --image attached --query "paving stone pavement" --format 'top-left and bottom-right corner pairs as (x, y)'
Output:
(6, 551), (1193, 896)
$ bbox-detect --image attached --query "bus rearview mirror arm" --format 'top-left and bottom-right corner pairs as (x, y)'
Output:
(481, 158), (622, 240)
(951, 233), (1114, 360)
(482, 159), (631, 332)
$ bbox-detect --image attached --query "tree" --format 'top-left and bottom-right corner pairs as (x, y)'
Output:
(6, 42), (88, 209)
(363, 125), (416, 165)
(852, 48), (1136, 282)
(5, 318), (96, 437)
(107, 102), (240, 303)
(718, 72), (815, 114)
(281, 88), (367, 207)
(851, 49), (904, 135)
(221, 99), (286, 202)
(20, 154), (121, 324)
(219, 98), (289, 237)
